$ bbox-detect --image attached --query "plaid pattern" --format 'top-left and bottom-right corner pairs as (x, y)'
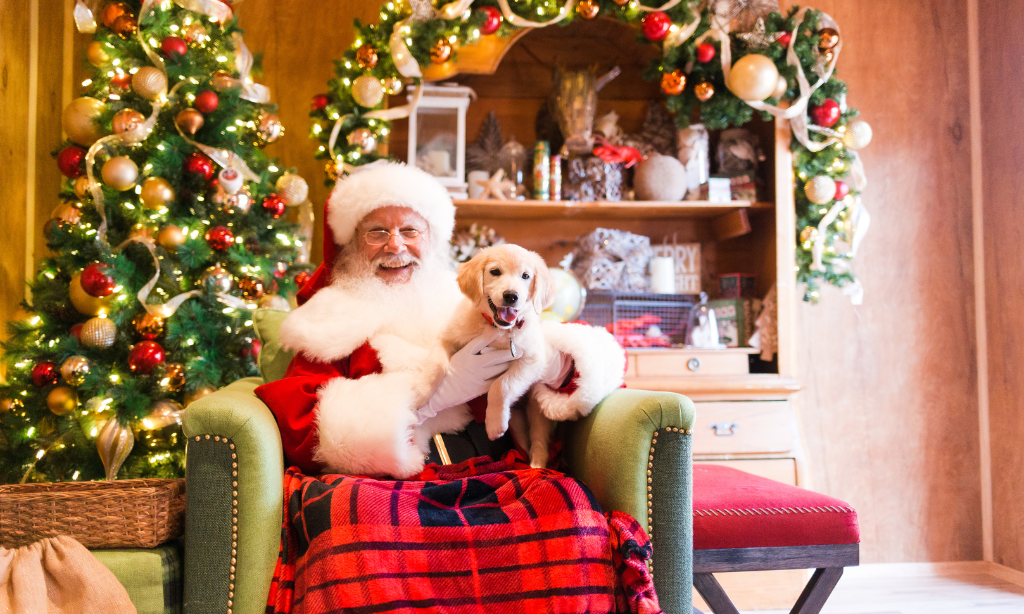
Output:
(160, 541), (183, 614)
(267, 452), (661, 614)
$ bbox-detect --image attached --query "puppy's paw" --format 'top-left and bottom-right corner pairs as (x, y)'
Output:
(486, 414), (508, 441)
(529, 454), (547, 469)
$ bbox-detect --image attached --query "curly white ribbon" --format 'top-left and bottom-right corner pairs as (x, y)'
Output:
(73, 0), (98, 32)
(327, 85), (425, 174)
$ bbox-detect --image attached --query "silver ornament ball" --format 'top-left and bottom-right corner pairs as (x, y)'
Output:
(201, 266), (234, 294)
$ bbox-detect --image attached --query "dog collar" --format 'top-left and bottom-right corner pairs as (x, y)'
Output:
(481, 311), (525, 329)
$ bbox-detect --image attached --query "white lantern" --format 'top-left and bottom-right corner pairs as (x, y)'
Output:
(407, 83), (473, 199)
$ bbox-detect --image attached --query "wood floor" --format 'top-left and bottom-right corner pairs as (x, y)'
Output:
(723, 562), (1024, 614)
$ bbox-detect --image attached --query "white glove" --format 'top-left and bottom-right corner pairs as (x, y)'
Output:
(417, 329), (516, 422)
(538, 350), (575, 387)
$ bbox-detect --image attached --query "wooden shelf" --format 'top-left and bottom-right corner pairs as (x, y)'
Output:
(624, 374), (803, 400)
(453, 198), (774, 220)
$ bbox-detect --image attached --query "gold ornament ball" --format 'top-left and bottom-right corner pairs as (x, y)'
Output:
(70, 274), (117, 316)
(86, 41), (109, 67)
(157, 225), (186, 251)
(140, 176), (175, 210)
(660, 69), (686, 96)
(184, 385), (217, 407)
(51, 203), (81, 226)
(694, 81), (715, 102)
(818, 27), (840, 50)
(60, 355), (91, 386)
(351, 75), (385, 108)
(384, 77), (404, 95)
(112, 14), (137, 38)
(0, 397), (24, 414)
(47, 386), (79, 416)
(258, 294), (291, 311)
(275, 173), (309, 206)
(325, 161), (341, 182)
(97, 417), (134, 481)
(347, 127), (377, 154)
(356, 44), (379, 69)
(73, 176), (91, 199)
(175, 108), (205, 135)
(132, 66), (167, 101)
(159, 364), (186, 393)
(112, 108), (145, 135)
(430, 38), (453, 64)
(843, 119), (873, 150)
(772, 74), (788, 99)
(131, 312), (166, 340)
(62, 97), (107, 146)
(238, 276), (265, 300)
(799, 226), (819, 244)
(101, 156), (139, 191)
(211, 69), (234, 91)
(804, 175), (838, 205)
(727, 53), (779, 101)
(576, 0), (600, 19)
(101, 2), (129, 27)
(256, 112), (284, 146)
(80, 316), (118, 349)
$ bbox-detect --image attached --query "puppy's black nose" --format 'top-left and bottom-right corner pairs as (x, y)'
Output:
(502, 291), (518, 305)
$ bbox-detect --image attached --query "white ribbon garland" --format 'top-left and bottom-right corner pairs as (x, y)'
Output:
(662, 5), (701, 54)
(230, 32), (271, 104)
(496, 0), (575, 27)
(390, 18), (423, 78)
(327, 85), (425, 174)
(73, 0), (98, 32)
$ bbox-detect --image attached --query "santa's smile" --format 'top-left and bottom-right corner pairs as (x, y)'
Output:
(487, 297), (518, 328)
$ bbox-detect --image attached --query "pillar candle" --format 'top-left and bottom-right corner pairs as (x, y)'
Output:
(650, 256), (676, 294)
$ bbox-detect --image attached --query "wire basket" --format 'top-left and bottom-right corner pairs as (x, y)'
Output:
(0, 478), (186, 549)
(578, 291), (697, 348)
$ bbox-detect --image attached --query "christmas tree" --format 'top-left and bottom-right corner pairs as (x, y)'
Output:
(0, 0), (312, 484)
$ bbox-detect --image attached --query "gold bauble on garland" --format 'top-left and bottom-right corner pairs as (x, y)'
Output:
(97, 417), (134, 481)
(132, 312), (166, 340)
(727, 53), (779, 101)
(804, 175), (837, 205)
(73, 176), (91, 199)
(159, 364), (186, 393)
(800, 226), (819, 244)
(660, 69), (686, 96)
(70, 274), (116, 316)
(112, 14), (137, 38)
(325, 161), (341, 182)
(101, 156), (139, 191)
(80, 316), (118, 349)
(175, 108), (205, 135)
(46, 386), (79, 416)
(157, 225), (187, 251)
(694, 81), (715, 102)
(351, 75), (384, 108)
(86, 41), (109, 67)
(256, 112), (284, 146)
(62, 97), (107, 146)
(356, 44), (379, 69)
(112, 108), (145, 135)
(818, 27), (840, 50)
(211, 69), (234, 91)
(51, 203), (81, 226)
(275, 173), (309, 206)
(140, 176), (175, 209)
(430, 38), (453, 64)
(60, 355), (91, 386)
(842, 120), (873, 150)
(238, 276), (265, 300)
(132, 66), (167, 101)
(101, 2), (129, 27)
(576, 0), (599, 19)
(383, 77), (404, 95)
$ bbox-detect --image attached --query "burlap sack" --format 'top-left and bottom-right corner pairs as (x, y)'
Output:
(0, 535), (135, 614)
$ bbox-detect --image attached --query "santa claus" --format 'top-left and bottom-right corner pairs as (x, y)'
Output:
(255, 162), (625, 478)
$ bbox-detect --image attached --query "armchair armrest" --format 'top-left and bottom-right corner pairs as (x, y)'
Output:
(181, 377), (283, 614)
(562, 388), (696, 614)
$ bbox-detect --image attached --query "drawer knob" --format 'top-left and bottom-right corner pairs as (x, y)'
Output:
(708, 421), (739, 436)
(687, 357), (701, 371)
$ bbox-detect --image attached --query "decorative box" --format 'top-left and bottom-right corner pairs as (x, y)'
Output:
(564, 156), (624, 202)
(718, 273), (756, 299)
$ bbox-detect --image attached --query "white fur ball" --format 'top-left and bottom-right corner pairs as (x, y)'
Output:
(633, 154), (687, 201)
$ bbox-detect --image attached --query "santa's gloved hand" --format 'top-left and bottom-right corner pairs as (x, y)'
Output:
(417, 329), (516, 422)
(538, 350), (575, 387)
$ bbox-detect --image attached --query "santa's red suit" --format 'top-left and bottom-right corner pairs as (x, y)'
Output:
(255, 162), (625, 478)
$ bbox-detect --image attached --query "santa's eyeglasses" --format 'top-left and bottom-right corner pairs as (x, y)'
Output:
(363, 228), (422, 246)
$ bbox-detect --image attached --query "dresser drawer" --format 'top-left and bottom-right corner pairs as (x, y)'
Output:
(694, 459), (797, 485)
(692, 401), (799, 456)
(628, 349), (750, 377)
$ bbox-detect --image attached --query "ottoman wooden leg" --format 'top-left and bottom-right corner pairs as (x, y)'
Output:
(693, 572), (741, 614)
(790, 567), (844, 614)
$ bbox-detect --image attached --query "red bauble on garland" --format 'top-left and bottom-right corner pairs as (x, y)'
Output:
(294, 271), (312, 289)
(80, 263), (116, 297)
(479, 5), (501, 35)
(194, 90), (219, 114)
(641, 12), (672, 41)
(311, 94), (329, 111)
(205, 225), (234, 251)
(70, 323), (83, 341)
(160, 36), (188, 59)
(128, 340), (165, 374)
(811, 99), (841, 127)
(184, 152), (215, 180)
(240, 338), (261, 359)
(32, 361), (59, 387)
(776, 32), (792, 48)
(57, 146), (87, 178)
(261, 194), (286, 219)
(110, 73), (132, 90)
(834, 180), (850, 201)
(696, 42), (716, 63)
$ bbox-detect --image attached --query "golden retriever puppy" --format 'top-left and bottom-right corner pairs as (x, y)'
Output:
(442, 245), (555, 443)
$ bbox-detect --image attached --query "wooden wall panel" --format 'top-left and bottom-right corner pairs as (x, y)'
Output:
(979, 0), (1024, 573)
(784, 0), (981, 562)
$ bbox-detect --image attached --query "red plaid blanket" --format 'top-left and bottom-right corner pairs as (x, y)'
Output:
(267, 451), (661, 614)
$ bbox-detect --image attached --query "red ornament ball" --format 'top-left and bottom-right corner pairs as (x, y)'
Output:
(696, 42), (716, 63)
(128, 340), (165, 374)
(834, 180), (850, 201)
(32, 361), (59, 387)
(70, 323), (83, 341)
(776, 31), (792, 48)
(160, 36), (188, 59)
(194, 90), (219, 114)
(811, 99), (841, 127)
(184, 152), (215, 180)
(262, 194), (286, 219)
(294, 271), (312, 289)
(110, 73), (132, 90)
(311, 94), (329, 111)
(205, 225), (235, 251)
(479, 5), (501, 35)
(80, 263), (116, 297)
(57, 146), (87, 178)
(240, 338), (261, 359)
(641, 11), (672, 41)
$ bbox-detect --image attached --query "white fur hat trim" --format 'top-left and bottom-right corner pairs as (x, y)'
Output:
(327, 161), (455, 252)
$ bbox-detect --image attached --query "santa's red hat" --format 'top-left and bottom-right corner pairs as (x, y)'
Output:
(297, 162), (455, 304)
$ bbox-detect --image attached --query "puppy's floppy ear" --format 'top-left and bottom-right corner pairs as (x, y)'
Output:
(456, 248), (488, 303)
(530, 253), (557, 313)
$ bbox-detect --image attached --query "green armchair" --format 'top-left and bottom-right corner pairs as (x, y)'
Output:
(180, 310), (696, 614)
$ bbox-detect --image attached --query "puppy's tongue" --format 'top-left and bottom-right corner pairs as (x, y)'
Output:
(497, 307), (518, 324)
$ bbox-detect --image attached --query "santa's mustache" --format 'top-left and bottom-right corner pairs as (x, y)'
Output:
(374, 253), (418, 269)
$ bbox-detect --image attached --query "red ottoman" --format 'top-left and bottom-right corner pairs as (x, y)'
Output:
(692, 465), (860, 614)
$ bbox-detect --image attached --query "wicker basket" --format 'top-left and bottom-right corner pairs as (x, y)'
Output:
(0, 478), (186, 549)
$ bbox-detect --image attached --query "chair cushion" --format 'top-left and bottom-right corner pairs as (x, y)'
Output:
(253, 309), (294, 383)
(91, 543), (182, 614)
(693, 464), (860, 550)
